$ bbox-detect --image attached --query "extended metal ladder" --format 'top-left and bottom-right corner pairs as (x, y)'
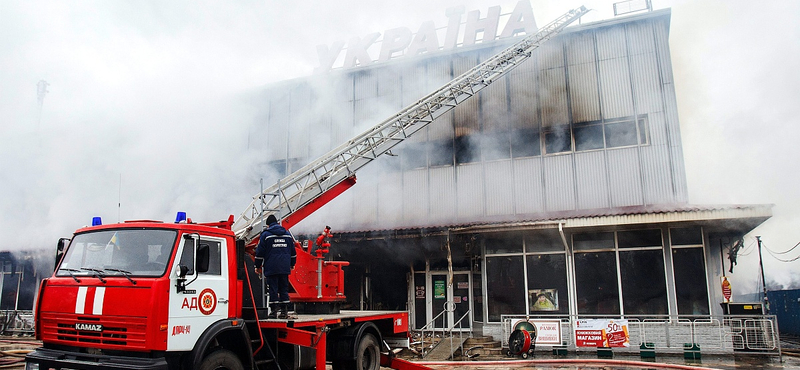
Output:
(233, 6), (590, 242)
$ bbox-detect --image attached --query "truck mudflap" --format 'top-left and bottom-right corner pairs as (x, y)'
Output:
(380, 353), (432, 370)
(25, 347), (169, 370)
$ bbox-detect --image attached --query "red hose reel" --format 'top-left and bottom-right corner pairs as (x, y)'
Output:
(507, 321), (537, 358)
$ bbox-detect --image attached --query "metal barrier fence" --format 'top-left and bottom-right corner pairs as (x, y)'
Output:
(0, 310), (34, 336)
(500, 314), (781, 356)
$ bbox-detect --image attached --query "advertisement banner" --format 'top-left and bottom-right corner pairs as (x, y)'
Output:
(574, 319), (629, 347)
(510, 319), (562, 346)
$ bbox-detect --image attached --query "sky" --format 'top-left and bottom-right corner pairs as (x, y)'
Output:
(1, 0), (798, 295)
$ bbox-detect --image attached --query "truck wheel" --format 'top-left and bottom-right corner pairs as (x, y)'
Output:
(199, 349), (244, 370)
(355, 333), (380, 370)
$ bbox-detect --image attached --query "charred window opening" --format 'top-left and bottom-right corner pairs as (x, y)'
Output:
(481, 131), (511, 161)
(455, 135), (481, 164)
(428, 139), (454, 167)
(544, 126), (571, 154)
(574, 120), (604, 151)
(511, 128), (541, 158)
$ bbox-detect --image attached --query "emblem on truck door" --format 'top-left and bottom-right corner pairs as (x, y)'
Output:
(75, 323), (103, 332)
(198, 288), (217, 315)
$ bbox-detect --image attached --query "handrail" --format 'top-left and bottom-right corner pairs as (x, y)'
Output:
(419, 308), (449, 357)
(419, 304), (472, 359)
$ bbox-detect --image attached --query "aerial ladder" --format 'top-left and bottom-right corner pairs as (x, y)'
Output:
(232, 6), (590, 243)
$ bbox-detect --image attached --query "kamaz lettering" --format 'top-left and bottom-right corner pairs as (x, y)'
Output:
(75, 323), (103, 332)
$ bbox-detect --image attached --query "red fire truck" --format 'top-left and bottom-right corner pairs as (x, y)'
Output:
(24, 6), (587, 370)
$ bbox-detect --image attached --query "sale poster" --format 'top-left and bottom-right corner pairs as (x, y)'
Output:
(574, 319), (629, 348)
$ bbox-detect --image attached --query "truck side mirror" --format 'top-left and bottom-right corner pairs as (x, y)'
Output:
(55, 238), (70, 270)
(196, 244), (210, 273)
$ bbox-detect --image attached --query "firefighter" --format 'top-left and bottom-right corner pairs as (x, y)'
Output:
(254, 214), (297, 319)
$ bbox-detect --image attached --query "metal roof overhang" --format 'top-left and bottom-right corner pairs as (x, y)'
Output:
(335, 204), (773, 241)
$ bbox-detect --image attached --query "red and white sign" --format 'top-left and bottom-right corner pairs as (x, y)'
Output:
(532, 320), (562, 345)
(722, 277), (732, 303)
(575, 319), (629, 348)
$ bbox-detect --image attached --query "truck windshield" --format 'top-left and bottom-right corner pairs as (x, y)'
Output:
(56, 229), (178, 278)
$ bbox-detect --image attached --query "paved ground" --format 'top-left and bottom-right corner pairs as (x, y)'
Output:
(403, 353), (800, 370)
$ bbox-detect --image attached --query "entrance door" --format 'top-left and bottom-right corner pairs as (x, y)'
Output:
(429, 272), (472, 331)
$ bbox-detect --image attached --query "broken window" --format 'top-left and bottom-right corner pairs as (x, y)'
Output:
(511, 128), (541, 158)
(482, 131), (511, 161)
(544, 126), (572, 154)
(428, 139), (454, 167)
(455, 135), (481, 164)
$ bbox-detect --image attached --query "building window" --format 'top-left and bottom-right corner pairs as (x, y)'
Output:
(486, 255), (526, 321)
(574, 251), (620, 315)
(573, 229), (669, 316)
(604, 116), (650, 149)
(544, 126), (572, 154)
(482, 131), (511, 161)
(670, 227), (708, 315)
(670, 226), (703, 246)
(573, 232), (614, 251)
(483, 231), (567, 322)
(485, 235), (523, 254)
(619, 249), (668, 315)
(526, 254), (568, 314)
(429, 139), (454, 167)
(574, 121), (604, 151)
(511, 128), (541, 158)
(455, 135), (481, 164)
(618, 229), (662, 249)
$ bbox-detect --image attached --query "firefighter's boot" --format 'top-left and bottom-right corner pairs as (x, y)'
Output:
(278, 303), (289, 319)
(268, 303), (279, 319)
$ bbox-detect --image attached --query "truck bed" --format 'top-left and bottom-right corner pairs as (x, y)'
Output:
(257, 310), (406, 330)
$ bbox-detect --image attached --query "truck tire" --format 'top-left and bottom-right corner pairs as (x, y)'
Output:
(332, 332), (380, 370)
(199, 349), (244, 370)
(355, 333), (380, 370)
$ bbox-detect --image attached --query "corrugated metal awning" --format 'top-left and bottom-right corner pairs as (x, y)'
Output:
(334, 203), (773, 240)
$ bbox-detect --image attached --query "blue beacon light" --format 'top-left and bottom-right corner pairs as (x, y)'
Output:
(91, 217), (102, 226)
(175, 212), (187, 223)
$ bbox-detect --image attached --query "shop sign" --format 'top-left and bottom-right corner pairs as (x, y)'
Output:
(574, 319), (629, 348)
(315, 0), (538, 72)
(532, 319), (562, 345)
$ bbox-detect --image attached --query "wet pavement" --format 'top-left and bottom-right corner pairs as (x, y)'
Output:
(404, 353), (800, 370)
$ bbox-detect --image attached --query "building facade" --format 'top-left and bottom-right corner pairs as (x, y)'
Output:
(249, 5), (772, 341)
